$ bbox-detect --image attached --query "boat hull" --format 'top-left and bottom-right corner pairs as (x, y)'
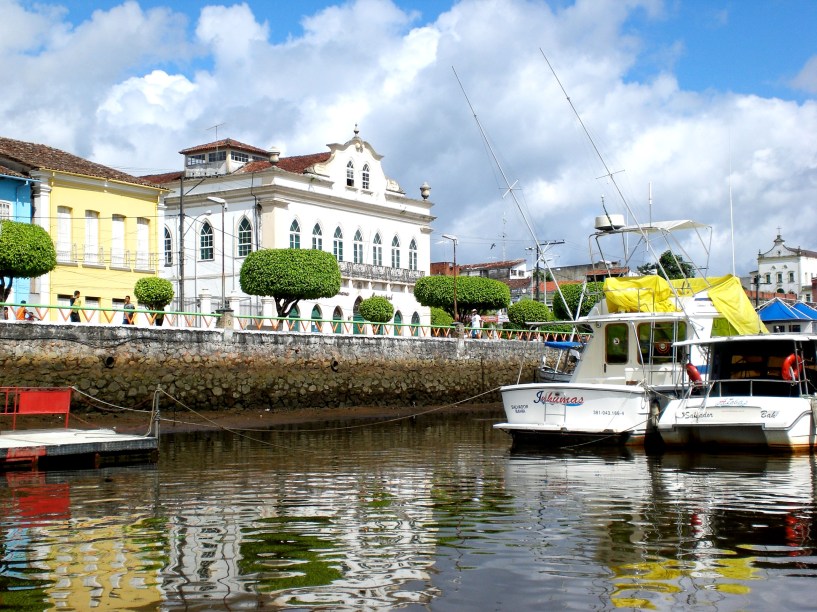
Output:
(658, 395), (817, 451)
(494, 383), (651, 448)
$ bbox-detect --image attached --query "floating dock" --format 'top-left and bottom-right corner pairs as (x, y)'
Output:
(1, 387), (158, 470)
(0, 428), (158, 469)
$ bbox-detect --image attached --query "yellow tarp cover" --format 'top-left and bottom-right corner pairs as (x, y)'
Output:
(604, 275), (767, 335)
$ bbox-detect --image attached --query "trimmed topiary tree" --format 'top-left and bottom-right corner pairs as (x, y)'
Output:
(359, 295), (394, 323)
(0, 220), (57, 301)
(508, 299), (553, 327)
(552, 281), (603, 321)
(134, 276), (175, 326)
(414, 275), (510, 319)
(240, 248), (341, 317)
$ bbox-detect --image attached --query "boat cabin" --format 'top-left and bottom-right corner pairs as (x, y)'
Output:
(690, 335), (817, 398)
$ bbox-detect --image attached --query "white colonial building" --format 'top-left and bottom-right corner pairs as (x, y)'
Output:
(146, 128), (435, 328)
(755, 233), (817, 302)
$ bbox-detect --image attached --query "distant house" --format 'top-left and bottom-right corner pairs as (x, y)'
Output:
(758, 298), (817, 334)
(143, 127), (435, 327)
(752, 233), (817, 303)
(458, 259), (528, 281)
(0, 136), (165, 319)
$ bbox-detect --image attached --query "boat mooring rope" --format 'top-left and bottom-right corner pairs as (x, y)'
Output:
(156, 386), (503, 434)
(67, 384), (504, 449)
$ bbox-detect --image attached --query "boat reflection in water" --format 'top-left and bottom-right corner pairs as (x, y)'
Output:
(503, 450), (817, 609)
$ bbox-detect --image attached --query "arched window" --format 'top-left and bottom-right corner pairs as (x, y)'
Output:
(333, 226), (344, 261)
(288, 305), (301, 331)
(391, 235), (400, 268)
(200, 221), (214, 260)
(353, 229), (364, 264)
(237, 217), (252, 257)
(346, 160), (355, 187)
(372, 233), (383, 267)
(289, 219), (301, 249)
(312, 223), (323, 250)
(353, 297), (364, 334)
(163, 226), (173, 266)
(411, 312), (421, 337)
(311, 305), (322, 333)
(393, 311), (403, 336)
(409, 238), (418, 271)
(362, 163), (370, 190)
(332, 306), (343, 334)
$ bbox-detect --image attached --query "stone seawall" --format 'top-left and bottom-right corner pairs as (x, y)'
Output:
(0, 323), (541, 414)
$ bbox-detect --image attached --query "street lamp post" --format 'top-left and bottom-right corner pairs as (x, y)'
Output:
(207, 196), (228, 311)
(441, 234), (458, 322)
(526, 244), (542, 301)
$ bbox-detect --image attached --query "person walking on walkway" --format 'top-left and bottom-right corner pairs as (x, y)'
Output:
(470, 309), (482, 339)
(70, 290), (82, 323)
(122, 295), (135, 324)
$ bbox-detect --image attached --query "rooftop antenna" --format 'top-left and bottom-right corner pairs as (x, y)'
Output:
(207, 122), (225, 141)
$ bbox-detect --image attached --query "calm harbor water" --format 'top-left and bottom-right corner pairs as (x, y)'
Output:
(1, 410), (816, 610)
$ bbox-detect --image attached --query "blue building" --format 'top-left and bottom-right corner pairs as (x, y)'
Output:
(0, 164), (36, 303)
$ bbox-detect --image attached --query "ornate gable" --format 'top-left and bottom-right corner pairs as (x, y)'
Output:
(312, 126), (404, 196)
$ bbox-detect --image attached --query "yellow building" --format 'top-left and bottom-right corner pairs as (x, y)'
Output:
(0, 137), (165, 320)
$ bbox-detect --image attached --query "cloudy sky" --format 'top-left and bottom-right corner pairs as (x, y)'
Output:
(3, 0), (816, 279)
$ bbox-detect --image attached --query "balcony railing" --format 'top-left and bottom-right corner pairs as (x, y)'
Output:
(339, 261), (425, 283)
(56, 244), (158, 271)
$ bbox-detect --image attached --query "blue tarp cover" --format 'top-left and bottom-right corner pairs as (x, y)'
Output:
(792, 302), (817, 319)
(759, 298), (812, 322)
(544, 340), (584, 349)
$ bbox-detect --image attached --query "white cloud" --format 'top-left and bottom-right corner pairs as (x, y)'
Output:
(1, 0), (815, 279)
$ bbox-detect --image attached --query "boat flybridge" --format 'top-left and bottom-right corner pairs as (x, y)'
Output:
(657, 333), (817, 451)
(494, 216), (766, 449)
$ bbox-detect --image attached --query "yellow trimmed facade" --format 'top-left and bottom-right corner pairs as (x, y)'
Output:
(31, 171), (165, 322)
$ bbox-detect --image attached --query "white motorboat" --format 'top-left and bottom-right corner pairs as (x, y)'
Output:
(657, 334), (817, 451)
(494, 219), (766, 449)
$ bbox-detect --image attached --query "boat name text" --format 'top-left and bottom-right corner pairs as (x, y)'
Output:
(680, 410), (714, 420)
(534, 391), (584, 406)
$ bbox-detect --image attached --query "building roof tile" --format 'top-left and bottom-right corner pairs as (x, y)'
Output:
(179, 138), (270, 156)
(459, 258), (526, 271)
(0, 136), (159, 188)
(0, 163), (26, 178)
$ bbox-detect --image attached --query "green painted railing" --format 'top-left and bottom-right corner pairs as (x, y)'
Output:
(0, 301), (579, 342)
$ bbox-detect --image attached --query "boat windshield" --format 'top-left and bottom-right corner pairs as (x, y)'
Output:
(637, 321), (687, 365)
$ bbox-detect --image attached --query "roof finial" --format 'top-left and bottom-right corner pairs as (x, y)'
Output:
(354, 124), (360, 137)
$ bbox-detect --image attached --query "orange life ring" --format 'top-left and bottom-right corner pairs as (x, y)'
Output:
(685, 363), (702, 386)
(782, 353), (804, 381)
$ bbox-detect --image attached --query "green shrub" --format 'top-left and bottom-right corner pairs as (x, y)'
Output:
(359, 296), (394, 323)
(508, 299), (552, 326)
(430, 307), (453, 326)
(134, 277), (174, 310)
(552, 282), (603, 320)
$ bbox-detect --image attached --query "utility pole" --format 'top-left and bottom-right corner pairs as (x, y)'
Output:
(178, 175), (185, 311)
(535, 244), (540, 302)
(528, 239), (564, 302)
